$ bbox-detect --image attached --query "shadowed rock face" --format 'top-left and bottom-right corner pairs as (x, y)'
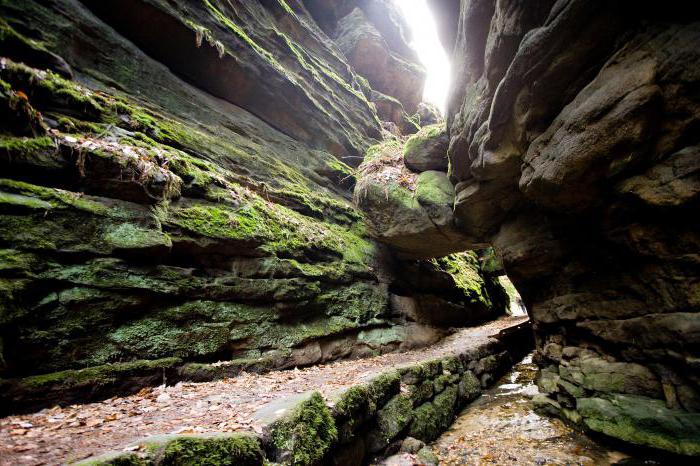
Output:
(431, 0), (700, 455)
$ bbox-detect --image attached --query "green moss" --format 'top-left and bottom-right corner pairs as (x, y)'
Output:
(334, 372), (400, 425)
(315, 282), (388, 323)
(401, 112), (421, 134)
(433, 373), (459, 394)
(402, 359), (441, 382)
(441, 356), (464, 375)
(578, 395), (700, 456)
(0, 248), (37, 274)
(458, 370), (481, 402)
(160, 434), (264, 465)
(0, 60), (103, 117)
(278, 0), (295, 14)
(403, 123), (445, 159)
(374, 394), (413, 445)
(103, 223), (171, 251)
(0, 178), (119, 217)
(0, 135), (55, 155)
(106, 318), (230, 361)
(323, 157), (354, 180)
(415, 170), (454, 207)
(11, 357), (181, 391)
(400, 364), (429, 385)
(171, 203), (261, 241)
(0, 17), (35, 48)
(242, 315), (358, 351)
(367, 371), (401, 407)
(0, 189), (53, 210)
(169, 196), (375, 266)
(434, 252), (492, 308)
(409, 385), (458, 442)
(363, 139), (402, 164)
(271, 392), (338, 465)
(76, 434), (264, 466)
(53, 115), (105, 134)
(335, 384), (373, 440)
(336, 385), (372, 418)
(407, 380), (435, 406)
(202, 0), (278, 66)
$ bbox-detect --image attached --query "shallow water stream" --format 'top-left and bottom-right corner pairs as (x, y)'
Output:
(431, 354), (662, 465)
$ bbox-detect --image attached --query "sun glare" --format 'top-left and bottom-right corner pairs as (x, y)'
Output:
(396, 0), (451, 114)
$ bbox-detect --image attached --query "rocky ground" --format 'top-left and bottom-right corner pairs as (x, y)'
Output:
(0, 316), (526, 465)
(431, 355), (691, 466)
(432, 355), (628, 465)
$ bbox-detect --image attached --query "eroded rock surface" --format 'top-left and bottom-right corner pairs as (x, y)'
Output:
(429, 0), (700, 455)
(0, 0), (504, 415)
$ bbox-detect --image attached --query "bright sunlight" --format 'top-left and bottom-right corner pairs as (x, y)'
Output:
(396, 0), (451, 114)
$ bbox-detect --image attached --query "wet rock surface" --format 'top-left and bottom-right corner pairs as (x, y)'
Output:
(432, 354), (691, 465)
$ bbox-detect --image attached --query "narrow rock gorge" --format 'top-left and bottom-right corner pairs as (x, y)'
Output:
(0, 0), (698, 464)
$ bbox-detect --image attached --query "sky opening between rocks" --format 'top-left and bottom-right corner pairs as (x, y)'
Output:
(397, 0), (451, 114)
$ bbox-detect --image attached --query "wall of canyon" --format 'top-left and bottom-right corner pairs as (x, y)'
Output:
(0, 0), (698, 458)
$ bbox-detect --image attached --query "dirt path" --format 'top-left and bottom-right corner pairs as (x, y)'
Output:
(0, 317), (527, 465)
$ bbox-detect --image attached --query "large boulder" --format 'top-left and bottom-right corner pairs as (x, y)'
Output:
(353, 140), (471, 259)
(403, 123), (449, 173)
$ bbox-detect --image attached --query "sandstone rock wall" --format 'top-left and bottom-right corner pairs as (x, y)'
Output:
(433, 0), (700, 455)
(0, 0), (505, 411)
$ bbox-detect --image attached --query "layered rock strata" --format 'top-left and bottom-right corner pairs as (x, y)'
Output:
(0, 0), (505, 413)
(426, 0), (700, 455)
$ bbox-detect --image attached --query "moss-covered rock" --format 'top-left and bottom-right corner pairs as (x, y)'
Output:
(577, 394), (700, 456)
(353, 140), (470, 259)
(160, 435), (264, 465)
(368, 394), (413, 452)
(458, 370), (481, 403)
(399, 359), (441, 385)
(403, 123), (448, 173)
(0, 358), (181, 415)
(407, 380), (435, 407)
(434, 252), (492, 308)
(409, 385), (459, 442)
(76, 433), (264, 466)
(269, 391), (338, 465)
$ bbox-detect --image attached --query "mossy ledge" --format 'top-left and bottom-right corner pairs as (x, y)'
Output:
(0, 358), (182, 415)
(75, 433), (265, 466)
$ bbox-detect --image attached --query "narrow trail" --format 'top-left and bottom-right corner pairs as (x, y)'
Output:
(0, 317), (527, 465)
